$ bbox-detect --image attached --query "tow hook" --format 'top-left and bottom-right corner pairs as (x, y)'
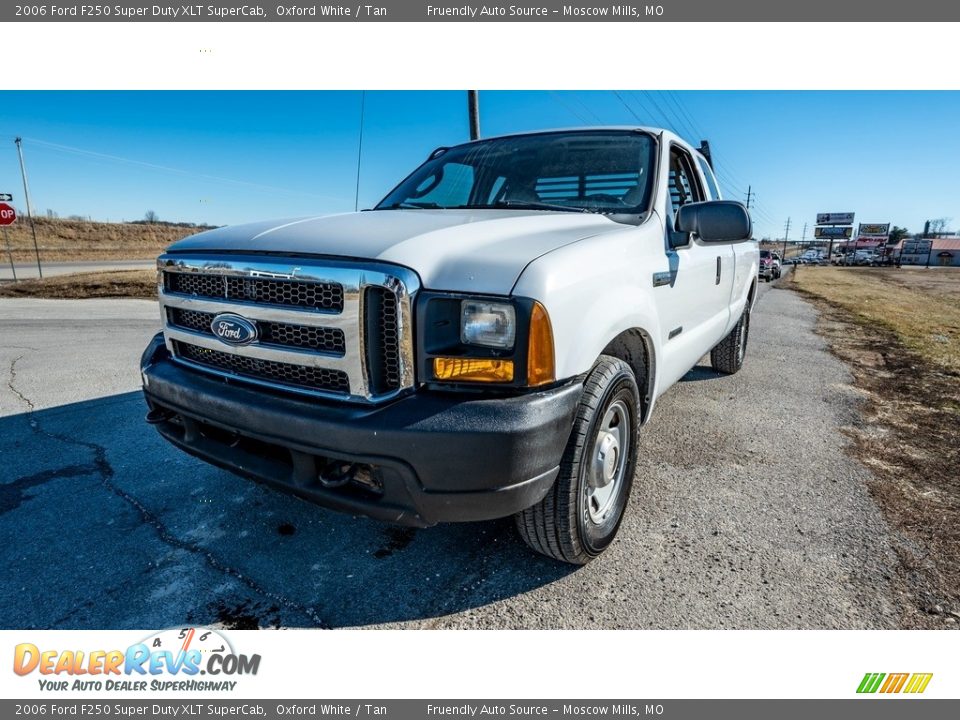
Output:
(145, 407), (175, 425)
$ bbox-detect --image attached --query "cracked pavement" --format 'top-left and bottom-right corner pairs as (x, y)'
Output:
(0, 287), (910, 629)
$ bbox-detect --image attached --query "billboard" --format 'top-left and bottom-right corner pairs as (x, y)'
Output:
(858, 223), (890, 237)
(815, 226), (853, 238)
(816, 212), (855, 225)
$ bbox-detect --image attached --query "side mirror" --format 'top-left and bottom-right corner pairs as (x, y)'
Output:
(676, 200), (752, 243)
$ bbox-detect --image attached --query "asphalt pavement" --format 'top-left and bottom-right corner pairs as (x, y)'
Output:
(0, 259), (155, 282)
(0, 279), (907, 629)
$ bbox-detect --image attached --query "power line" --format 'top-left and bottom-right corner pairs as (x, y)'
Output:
(22, 137), (348, 202)
(569, 92), (605, 124)
(666, 91), (707, 139)
(549, 91), (591, 125)
(640, 91), (679, 133)
(630, 92), (656, 125)
(611, 90), (644, 124)
(661, 92), (700, 141)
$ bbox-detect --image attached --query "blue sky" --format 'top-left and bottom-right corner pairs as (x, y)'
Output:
(0, 90), (957, 239)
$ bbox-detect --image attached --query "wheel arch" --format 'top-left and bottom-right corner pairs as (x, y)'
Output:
(601, 327), (656, 425)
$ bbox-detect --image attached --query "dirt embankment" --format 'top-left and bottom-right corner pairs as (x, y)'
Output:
(1, 217), (208, 262)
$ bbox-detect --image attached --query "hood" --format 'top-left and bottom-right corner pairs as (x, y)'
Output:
(166, 209), (630, 295)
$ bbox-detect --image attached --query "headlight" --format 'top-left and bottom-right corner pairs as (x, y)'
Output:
(419, 294), (555, 387)
(460, 300), (516, 349)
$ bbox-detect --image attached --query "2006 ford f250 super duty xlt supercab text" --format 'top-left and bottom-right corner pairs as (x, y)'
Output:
(141, 127), (758, 564)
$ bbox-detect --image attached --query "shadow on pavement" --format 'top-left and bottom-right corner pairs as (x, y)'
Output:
(679, 364), (725, 383)
(0, 392), (574, 630)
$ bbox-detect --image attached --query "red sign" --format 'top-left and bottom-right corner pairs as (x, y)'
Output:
(0, 202), (16, 226)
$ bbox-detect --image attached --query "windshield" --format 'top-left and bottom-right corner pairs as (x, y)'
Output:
(376, 130), (657, 215)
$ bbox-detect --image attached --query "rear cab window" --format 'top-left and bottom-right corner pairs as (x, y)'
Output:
(695, 154), (721, 201)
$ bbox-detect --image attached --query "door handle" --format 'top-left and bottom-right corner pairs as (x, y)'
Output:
(715, 256), (721, 285)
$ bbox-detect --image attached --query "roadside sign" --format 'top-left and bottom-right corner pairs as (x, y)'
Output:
(0, 202), (17, 226)
(0, 193), (12, 202)
(816, 212), (855, 225)
(903, 240), (933, 255)
(815, 226), (853, 238)
(858, 222), (890, 237)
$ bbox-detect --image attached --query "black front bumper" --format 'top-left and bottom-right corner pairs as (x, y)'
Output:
(140, 335), (580, 527)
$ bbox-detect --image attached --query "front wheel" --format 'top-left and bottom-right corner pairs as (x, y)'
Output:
(515, 355), (640, 564)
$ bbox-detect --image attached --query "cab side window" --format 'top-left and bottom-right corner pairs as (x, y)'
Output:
(667, 147), (703, 246)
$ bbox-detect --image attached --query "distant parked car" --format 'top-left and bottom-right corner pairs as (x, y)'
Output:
(759, 250), (777, 281)
(770, 252), (782, 277)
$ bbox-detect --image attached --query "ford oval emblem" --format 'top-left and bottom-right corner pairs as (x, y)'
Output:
(210, 313), (258, 346)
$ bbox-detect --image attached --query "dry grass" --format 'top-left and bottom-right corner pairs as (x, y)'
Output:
(1, 217), (204, 262)
(792, 266), (960, 375)
(0, 270), (157, 299)
(790, 265), (960, 628)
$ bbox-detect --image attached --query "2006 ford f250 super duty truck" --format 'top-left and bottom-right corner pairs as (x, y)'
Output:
(141, 127), (757, 564)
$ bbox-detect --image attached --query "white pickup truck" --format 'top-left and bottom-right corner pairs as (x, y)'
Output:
(141, 127), (757, 564)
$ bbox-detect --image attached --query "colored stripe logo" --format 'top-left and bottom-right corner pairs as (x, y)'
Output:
(857, 673), (933, 694)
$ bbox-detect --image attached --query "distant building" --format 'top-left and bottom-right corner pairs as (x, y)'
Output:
(892, 238), (960, 266)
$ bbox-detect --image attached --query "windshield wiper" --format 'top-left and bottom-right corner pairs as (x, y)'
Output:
(456, 200), (591, 213)
(494, 200), (592, 213)
(380, 201), (441, 210)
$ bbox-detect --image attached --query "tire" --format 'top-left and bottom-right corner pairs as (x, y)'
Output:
(515, 355), (640, 564)
(711, 305), (750, 375)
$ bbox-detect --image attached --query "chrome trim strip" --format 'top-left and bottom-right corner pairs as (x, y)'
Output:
(157, 254), (420, 403)
(162, 292), (358, 329)
(167, 327), (355, 366)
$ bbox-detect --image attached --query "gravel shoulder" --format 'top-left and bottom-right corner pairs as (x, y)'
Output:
(0, 286), (910, 629)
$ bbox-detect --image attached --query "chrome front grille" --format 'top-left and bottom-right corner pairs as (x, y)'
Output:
(158, 254), (418, 403)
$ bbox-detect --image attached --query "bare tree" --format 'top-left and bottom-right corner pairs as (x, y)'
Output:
(144, 210), (159, 224)
(929, 217), (952, 235)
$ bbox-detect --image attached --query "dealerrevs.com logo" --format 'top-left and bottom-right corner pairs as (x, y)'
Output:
(13, 628), (261, 693)
(857, 673), (933, 694)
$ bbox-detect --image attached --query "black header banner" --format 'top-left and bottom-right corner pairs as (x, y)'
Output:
(1, 700), (958, 720)
(5, 0), (960, 22)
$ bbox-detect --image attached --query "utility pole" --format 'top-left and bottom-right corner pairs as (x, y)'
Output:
(781, 217), (791, 261)
(744, 185), (752, 209)
(354, 91), (366, 212)
(2, 226), (15, 281)
(14, 137), (42, 278)
(468, 90), (480, 141)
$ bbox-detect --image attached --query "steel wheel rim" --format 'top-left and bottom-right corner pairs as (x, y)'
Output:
(585, 399), (630, 525)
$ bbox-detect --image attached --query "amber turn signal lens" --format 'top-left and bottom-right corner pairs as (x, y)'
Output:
(433, 357), (514, 383)
(527, 301), (555, 387)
